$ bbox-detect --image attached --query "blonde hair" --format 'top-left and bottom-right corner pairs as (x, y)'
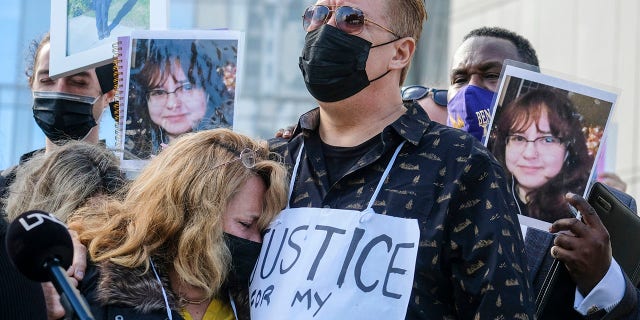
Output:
(75, 129), (288, 298)
(387, 0), (427, 84)
(4, 140), (124, 222)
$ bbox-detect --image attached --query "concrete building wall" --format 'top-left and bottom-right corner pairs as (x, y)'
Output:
(449, 0), (640, 199)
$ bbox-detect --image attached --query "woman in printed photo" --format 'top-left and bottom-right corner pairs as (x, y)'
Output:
(491, 88), (592, 222)
(125, 38), (237, 158)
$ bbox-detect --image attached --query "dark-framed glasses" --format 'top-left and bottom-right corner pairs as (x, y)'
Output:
(147, 81), (195, 105)
(212, 148), (257, 170)
(505, 135), (565, 151)
(401, 85), (448, 107)
(302, 5), (401, 38)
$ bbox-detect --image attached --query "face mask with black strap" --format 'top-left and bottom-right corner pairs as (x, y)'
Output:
(32, 91), (99, 144)
(224, 232), (263, 287)
(298, 24), (396, 102)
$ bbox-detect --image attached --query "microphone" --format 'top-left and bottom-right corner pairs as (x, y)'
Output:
(5, 210), (94, 320)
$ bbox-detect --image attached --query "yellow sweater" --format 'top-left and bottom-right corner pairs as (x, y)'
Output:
(180, 298), (235, 320)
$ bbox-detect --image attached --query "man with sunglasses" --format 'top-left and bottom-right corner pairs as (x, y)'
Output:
(447, 26), (639, 319)
(401, 85), (448, 124)
(260, 2), (534, 319)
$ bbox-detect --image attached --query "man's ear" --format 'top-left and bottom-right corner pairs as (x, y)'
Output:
(389, 37), (416, 71)
(96, 89), (116, 108)
(104, 88), (116, 102)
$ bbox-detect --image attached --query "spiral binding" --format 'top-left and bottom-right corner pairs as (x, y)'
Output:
(112, 40), (123, 150)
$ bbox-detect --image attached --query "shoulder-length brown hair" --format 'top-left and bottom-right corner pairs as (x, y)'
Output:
(491, 88), (591, 222)
(74, 128), (288, 298)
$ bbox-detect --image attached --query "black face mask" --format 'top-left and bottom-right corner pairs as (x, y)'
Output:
(299, 25), (394, 102)
(32, 91), (98, 144)
(224, 232), (262, 287)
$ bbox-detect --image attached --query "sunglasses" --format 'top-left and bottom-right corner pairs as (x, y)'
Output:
(302, 5), (400, 38)
(401, 85), (448, 107)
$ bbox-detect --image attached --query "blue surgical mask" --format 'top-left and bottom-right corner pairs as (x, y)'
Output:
(447, 85), (495, 142)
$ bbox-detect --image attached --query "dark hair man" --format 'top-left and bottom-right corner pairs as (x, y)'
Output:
(448, 26), (639, 319)
(1, 33), (115, 198)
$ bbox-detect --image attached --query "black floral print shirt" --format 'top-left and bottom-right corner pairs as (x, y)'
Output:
(270, 103), (535, 319)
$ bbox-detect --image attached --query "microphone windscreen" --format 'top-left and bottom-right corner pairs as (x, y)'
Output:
(5, 210), (73, 282)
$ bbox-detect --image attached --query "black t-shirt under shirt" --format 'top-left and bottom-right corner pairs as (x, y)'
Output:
(321, 135), (379, 187)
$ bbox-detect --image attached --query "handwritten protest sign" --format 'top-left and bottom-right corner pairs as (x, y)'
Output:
(249, 207), (419, 319)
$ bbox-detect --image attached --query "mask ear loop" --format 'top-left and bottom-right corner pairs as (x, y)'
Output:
(149, 257), (173, 320)
(367, 37), (401, 83)
(79, 100), (103, 142)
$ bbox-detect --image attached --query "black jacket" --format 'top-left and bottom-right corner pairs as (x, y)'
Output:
(0, 217), (48, 319)
(80, 259), (185, 320)
(80, 258), (249, 320)
(0, 149), (43, 208)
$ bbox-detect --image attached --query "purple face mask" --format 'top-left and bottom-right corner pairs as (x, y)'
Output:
(447, 85), (495, 142)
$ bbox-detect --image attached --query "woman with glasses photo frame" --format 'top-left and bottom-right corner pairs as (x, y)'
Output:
(490, 88), (592, 223)
(126, 38), (237, 159)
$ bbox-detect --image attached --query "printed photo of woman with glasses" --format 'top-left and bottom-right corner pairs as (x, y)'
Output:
(122, 32), (240, 162)
(490, 88), (598, 223)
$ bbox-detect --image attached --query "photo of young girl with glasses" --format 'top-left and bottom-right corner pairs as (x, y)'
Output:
(124, 38), (238, 159)
(490, 88), (593, 223)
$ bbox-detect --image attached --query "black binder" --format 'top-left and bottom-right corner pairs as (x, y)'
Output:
(588, 182), (640, 286)
(535, 182), (640, 318)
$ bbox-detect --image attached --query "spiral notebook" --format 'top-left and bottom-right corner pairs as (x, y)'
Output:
(114, 36), (131, 153)
(114, 30), (245, 171)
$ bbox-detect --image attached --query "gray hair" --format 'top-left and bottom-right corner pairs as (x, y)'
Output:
(4, 140), (125, 222)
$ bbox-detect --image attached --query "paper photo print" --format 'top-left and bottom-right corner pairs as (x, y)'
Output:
(486, 65), (616, 224)
(118, 30), (243, 170)
(50, 0), (167, 78)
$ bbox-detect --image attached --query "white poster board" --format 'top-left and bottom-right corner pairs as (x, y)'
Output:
(250, 207), (419, 320)
(50, 0), (168, 78)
